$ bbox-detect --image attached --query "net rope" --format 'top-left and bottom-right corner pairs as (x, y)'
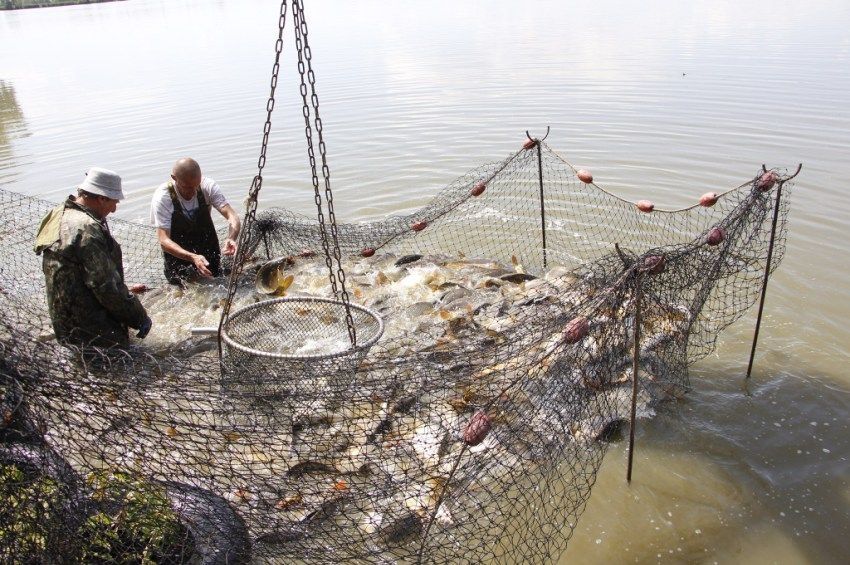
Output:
(0, 141), (793, 563)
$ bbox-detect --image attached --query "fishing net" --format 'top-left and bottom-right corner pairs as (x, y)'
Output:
(0, 141), (793, 563)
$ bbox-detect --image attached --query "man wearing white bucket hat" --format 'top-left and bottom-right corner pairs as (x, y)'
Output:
(34, 167), (152, 347)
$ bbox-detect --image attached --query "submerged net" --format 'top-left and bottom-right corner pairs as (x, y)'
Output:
(0, 142), (791, 563)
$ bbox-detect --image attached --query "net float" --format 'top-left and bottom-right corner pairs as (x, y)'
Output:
(463, 411), (492, 446)
(699, 192), (719, 207)
(563, 316), (590, 344)
(299, 249), (316, 258)
(361, 247), (375, 258)
(757, 171), (778, 192)
(577, 169), (593, 184)
(411, 220), (428, 232)
(643, 254), (666, 275)
(706, 227), (726, 246)
(471, 181), (486, 196)
(636, 200), (655, 213)
(523, 138), (537, 150)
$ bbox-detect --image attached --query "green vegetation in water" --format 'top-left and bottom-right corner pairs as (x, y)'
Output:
(77, 470), (194, 564)
(0, 464), (194, 563)
(0, 463), (63, 561)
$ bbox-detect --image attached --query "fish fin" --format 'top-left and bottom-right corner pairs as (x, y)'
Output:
(273, 273), (294, 296)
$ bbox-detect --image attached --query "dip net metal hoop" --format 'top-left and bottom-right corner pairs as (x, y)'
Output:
(222, 298), (384, 362)
(220, 297), (384, 396)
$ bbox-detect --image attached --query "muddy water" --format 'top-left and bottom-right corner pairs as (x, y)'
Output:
(1, 0), (848, 562)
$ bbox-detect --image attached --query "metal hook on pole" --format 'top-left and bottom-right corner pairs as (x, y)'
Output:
(525, 126), (551, 145)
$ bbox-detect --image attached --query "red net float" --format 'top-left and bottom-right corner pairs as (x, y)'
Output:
(643, 254), (666, 275)
(463, 411), (492, 446)
(577, 169), (593, 184)
(411, 221), (428, 232)
(361, 247), (375, 258)
(471, 181), (486, 196)
(636, 200), (655, 213)
(699, 192), (719, 207)
(563, 316), (590, 344)
(706, 227), (726, 246)
(757, 171), (778, 192)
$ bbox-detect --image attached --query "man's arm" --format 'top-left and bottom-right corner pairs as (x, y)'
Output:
(156, 227), (213, 278)
(78, 225), (149, 330)
(218, 204), (241, 256)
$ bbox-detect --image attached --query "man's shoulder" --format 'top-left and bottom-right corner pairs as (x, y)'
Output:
(152, 181), (174, 198)
(60, 207), (105, 246)
(201, 177), (230, 208)
(151, 182), (176, 207)
(61, 206), (98, 229)
(200, 176), (220, 192)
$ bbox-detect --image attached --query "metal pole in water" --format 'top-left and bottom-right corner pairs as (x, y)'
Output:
(536, 140), (547, 268)
(627, 275), (642, 483)
(746, 182), (784, 379)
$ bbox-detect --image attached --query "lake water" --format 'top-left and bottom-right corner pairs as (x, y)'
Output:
(1, 0), (849, 562)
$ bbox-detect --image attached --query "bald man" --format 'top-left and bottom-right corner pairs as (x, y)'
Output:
(150, 158), (241, 284)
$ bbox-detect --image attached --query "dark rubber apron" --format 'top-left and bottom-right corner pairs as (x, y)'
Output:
(164, 182), (221, 284)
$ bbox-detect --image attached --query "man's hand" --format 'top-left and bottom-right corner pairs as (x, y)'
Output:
(191, 254), (213, 278)
(129, 283), (149, 295)
(136, 316), (153, 339)
(222, 238), (238, 256)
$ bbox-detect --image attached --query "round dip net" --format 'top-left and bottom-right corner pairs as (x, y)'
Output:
(0, 139), (793, 563)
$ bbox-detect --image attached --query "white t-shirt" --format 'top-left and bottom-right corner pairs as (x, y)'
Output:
(150, 177), (229, 231)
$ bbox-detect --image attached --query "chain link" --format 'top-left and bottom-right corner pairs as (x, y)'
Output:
(292, 0), (358, 345)
(218, 0), (288, 358)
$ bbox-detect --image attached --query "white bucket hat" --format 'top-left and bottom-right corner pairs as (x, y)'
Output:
(79, 167), (125, 201)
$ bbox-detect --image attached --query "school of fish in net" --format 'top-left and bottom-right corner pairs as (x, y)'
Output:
(0, 143), (792, 563)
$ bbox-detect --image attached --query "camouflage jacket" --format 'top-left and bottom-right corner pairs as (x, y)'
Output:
(35, 197), (148, 347)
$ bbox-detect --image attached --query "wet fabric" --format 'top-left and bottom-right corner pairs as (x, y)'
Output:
(163, 182), (222, 284)
(34, 197), (148, 347)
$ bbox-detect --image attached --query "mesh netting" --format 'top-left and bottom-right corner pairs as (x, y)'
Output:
(0, 142), (791, 563)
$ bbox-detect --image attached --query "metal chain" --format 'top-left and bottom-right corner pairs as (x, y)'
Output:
(218, 0), (288, 358)
(292, 2), (335, 296)
(292, 0), (357, 345)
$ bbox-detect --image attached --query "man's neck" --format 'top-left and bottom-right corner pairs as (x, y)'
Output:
(74, 196), (106, 221)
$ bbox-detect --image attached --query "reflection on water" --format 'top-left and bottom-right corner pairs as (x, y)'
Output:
(1, 0), (849, 563)
(0, 81), (27, 145)
(0, 80), (28, 186)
